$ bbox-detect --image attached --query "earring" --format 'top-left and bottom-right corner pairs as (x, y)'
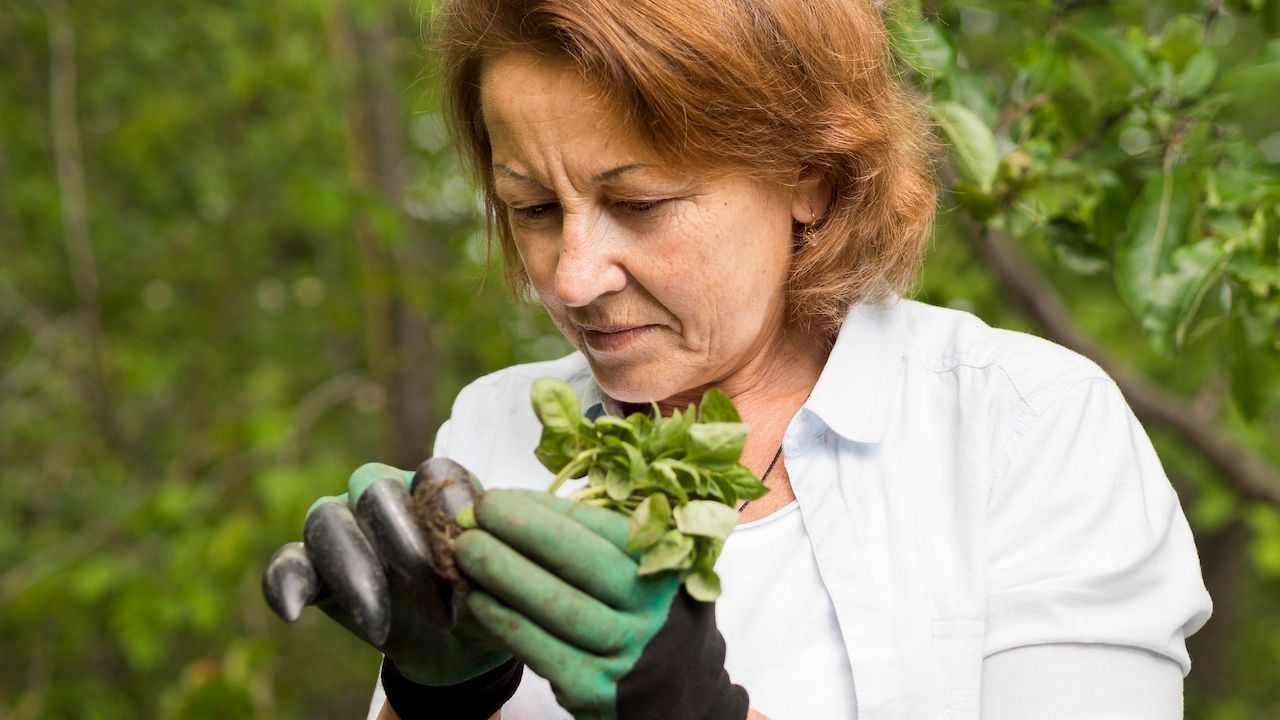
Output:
(802, 222), (818, 246)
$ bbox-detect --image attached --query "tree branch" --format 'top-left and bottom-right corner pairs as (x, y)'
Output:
(276, 373), (369, 464)
(325, 0), (399, 461)
(202, 372), (373, 498)
(42, 0), (125, 449)
(1061, 107), (1127, 160)
(959, 215), (1280, 506)
(1204, 0), (1225, 40)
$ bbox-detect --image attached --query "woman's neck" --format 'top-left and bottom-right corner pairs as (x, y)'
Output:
(614, 327), (830, 462)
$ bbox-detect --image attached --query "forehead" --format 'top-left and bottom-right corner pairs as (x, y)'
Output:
(477, 52), (764, 190)
(479, 53), (659, 165)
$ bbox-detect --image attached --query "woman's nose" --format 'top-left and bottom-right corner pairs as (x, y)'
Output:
(554, 214), (628, 307)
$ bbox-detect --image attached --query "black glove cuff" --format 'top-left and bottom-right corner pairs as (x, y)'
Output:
(703, 680), (749, 720)
(617, 589), (750, 720)
(380, 657), (523, 720)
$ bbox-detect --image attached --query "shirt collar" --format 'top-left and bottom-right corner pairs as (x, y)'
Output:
(579, 297), (906, 443)
(802, 297), (906, 444)
(570, 359), (611, 421)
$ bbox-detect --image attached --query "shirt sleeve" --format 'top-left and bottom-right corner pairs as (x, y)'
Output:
(367, 667), (387, 720)
(980, 643), (1183, 718)
(984, 377), (1212, 675)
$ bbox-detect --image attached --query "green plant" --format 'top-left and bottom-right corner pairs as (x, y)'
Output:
(527, 378), (767, 600)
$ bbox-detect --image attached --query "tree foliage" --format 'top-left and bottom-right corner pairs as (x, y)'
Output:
(0, 0), (1276, 717)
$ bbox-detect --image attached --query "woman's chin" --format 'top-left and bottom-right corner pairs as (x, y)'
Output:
(585, 361), (683, 406)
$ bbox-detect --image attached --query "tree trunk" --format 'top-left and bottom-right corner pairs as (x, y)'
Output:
(325, 0), (440, 468)
(1185, 518), (1249, 700)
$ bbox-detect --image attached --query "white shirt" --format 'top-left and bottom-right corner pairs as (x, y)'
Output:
(368, 298), (1212, 719)
(715, 501), (858, 718)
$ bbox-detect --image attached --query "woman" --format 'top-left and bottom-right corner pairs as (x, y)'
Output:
(263, 0), (1213, 717)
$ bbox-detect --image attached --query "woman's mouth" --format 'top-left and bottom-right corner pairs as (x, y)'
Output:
(578, 324), (659, 353)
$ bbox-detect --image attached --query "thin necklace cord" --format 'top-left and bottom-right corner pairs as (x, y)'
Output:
(737, 444), (784, 513)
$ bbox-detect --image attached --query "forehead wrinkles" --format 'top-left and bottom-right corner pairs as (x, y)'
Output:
(481, 54), (654, 192)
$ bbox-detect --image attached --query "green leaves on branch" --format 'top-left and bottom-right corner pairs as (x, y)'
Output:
(933, 101), (999, 194)
(915, 7), (1279, 371)
(1142, 240), (1228, 356)
(1115, 171), (1195, 314)
(1064, 25), (1153, 85)
(891, 16), (954, 81)
(529, 379), (767, 601)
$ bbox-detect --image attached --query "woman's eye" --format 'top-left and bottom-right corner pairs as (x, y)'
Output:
(615, 199), (665, 215)
(511, 203), (557, 220)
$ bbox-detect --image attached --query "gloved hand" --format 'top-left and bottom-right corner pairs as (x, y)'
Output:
(454, 489), (749, 720)
(262, 460), (519, 718)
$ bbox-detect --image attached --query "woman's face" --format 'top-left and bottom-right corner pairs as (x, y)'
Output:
(481, 52), (823, 405)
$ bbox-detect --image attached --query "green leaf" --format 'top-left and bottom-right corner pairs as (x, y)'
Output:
(627, 493), (672, 553)
(1046, 217), (1107, 275)
(592, 415), (638, 444)
(1087, 168), (1133, 249)
(605, 466), (633, 501)
(944, 70), (998, 128)
(892, 18), (954, 80)
(649, 462), (691, 504)
(637, 530), (695, 575)
(685, 423), (748, 464)
(932, 101), (999, 192)
(647, 411), (687, 456)
(673, 500), (740, 540)
(1229, 311), (1277, 420)
(1141, 240), (1227, 355)
(621, 442), (648, 482)
(698, 388), (741, 423)
(530, 378), (581, 436)
(707, 473), (735, 504)
(625, 411), (655, 438)
(1176, 48), (1217, 99)
(1115, 172), (1195, 314)
(1158, 15), (1204, 71)
(1064, 26), (1152, 83)
(588, 463), (608, 487)
(723, 464), (769, 501)
(684, 566), (722, 602)
(1219, 58), (1280, 99)
(534, 432), (576, 473)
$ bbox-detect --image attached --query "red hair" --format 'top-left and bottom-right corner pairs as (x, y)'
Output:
(435, 0), (937, 336)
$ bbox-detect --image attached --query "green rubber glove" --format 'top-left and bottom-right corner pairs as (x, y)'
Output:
(454, 489), (749, 720)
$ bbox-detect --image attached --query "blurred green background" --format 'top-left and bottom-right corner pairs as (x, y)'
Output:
(2, 0), (1278, 717)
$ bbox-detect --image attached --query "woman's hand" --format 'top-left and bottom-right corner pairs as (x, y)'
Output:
(455, 489), (750, 720)
(262, 461), (518, 717)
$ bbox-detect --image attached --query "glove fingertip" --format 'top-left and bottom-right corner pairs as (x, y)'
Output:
(262, 542), (320, 623)
(304, 502), (391, 647)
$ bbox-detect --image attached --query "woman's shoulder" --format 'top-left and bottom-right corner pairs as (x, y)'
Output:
(894, 298), (1110, 411)
(454, 350), (594, 406)
(434, 351), (593, 487)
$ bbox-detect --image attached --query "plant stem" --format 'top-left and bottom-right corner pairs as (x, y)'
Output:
(547, 448), (601, 494)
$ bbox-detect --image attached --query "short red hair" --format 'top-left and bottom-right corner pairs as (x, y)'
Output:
(435, 0), (937, 337)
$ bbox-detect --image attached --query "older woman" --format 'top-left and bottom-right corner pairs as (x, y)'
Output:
(264, 0), (1212, 718)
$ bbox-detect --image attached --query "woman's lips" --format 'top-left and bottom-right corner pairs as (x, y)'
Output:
(579, 324), (658, 353)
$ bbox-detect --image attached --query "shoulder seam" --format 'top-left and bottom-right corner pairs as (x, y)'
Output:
(991, 375), (1119, 489)
(906, 349), (1106, 412)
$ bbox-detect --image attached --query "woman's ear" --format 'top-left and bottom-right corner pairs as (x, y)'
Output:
(791, 169), (833, 224)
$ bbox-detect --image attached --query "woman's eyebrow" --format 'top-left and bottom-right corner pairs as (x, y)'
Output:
(493, 163), (655, 186)
(592, 163), (654, 183)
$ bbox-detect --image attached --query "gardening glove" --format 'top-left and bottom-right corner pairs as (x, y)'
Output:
(454, 489), (749, 720)
(262, 459), (520, 719)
